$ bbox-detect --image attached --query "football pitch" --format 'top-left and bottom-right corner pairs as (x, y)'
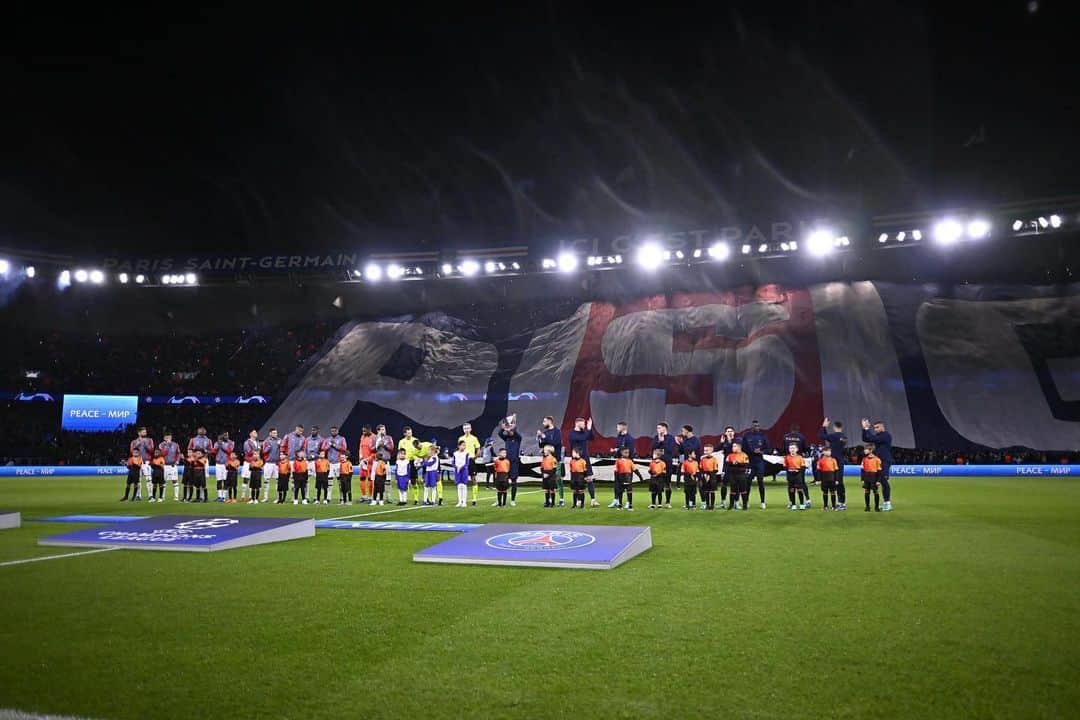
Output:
(1, 476), (1078, 720)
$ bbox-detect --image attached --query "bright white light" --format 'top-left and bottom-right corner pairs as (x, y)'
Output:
(635, 243), (665, 271)
(806, 230), (834, 256)
(541, 258), (556, 270)
(1012, 219), (1023, 231)
(896, 232), (906, 242)
(0, 259), (8, 275)
(966, 219), (991, 239)
(441, 263), (453, 275)
(741, 244), (751, 254)
(460, 260), (480, 276)
(185, 273), (196, 284)
(134, 274), (145, 284)
(708, 243), (731, 261)
(780, 242), (790, 252)
(26, 266), (36, 278)
(586, 256), (596, 266)
(74, 269), (89, 283)
(911, 229), (922, 241)
(1038, 217), (1049, 228)
(757, 243), (768, 253)
(692, 248), (702, 258)
(362, 264), (383, 282)
(674, 250), (684, 260)
(613, 255), (623, 264)
(606, 256), (616, 264)
(58, 270), (71, 289)
(484, 261), (497, 274)
(498, 262), (506, 271)
(932, 218), (964, 245)
(118, 273), (129, 283)
(162, 274), (171, 285)
(835, 236), (850, 247)
(510, 262), (520, 270)
(790, 241), (798, 250)
(557, 252), (579, 273)
(878, 233), (888, 243)
(386, 264), (405, 280)
(662, 251), (672, 261)
(1049, 214), (1063, 228)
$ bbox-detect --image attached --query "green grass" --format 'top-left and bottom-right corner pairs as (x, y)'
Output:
(1, 476), (1079, 719)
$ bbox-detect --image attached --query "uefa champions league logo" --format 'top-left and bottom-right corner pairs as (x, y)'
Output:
(173, 518), (240, 530)
(485, 530), (596, 552)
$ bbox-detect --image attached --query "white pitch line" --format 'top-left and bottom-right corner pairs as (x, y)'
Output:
(0, 547), (118, 568)
(324, 489), (545, 522)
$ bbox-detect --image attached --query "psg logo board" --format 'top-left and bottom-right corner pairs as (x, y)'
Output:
(413, 524), (653, 570)
(39, 515), (315, 553)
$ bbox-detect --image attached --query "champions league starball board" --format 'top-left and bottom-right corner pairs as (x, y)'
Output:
(413, 523), (653, 570)
(39, 515), (315, 552)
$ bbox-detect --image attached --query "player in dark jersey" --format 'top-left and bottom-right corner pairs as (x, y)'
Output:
(820, 418), (849, 510)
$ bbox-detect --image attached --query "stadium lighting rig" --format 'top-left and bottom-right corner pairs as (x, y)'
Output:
(19, 203), (1074, 292)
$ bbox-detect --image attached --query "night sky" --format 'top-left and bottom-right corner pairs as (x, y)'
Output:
(3, 2), (1077, 257)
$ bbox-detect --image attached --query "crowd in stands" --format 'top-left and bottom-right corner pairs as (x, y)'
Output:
(7, 322), (334, 396)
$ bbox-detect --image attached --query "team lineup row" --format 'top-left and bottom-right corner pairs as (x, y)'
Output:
(118, 414), (897, 512)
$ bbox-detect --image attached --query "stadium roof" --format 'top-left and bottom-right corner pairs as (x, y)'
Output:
(3, 3), (1079, 260)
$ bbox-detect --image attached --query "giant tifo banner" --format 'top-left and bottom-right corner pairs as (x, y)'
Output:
(259, 282), (1080, 453)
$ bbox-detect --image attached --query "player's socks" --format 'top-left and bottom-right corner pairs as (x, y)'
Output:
(864, 491), (871, 510)
(664, 488), (672, 504)
(874, 492), (880, 511)
(788, 489), (796, 506)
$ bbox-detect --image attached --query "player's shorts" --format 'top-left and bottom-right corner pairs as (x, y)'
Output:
(424, 472), (439, 488)
(701, 473), (717, 492)
(216, 464), (227, 483)
(241, 463), (251, 480)
(570, 475), (586, 491)
(192, 473), (207, 489)
(817, 471), (836, 488)
(495, 474), (509, 492)
(263, 463), (279, 480)
(648, 477), (663, 494)
(315, 475), (329, 489)
(249, 470), (263, 488)
(164, 465), (179, 482)
(786, 470), (805, 490)
(861, 473), (879, 490)
(293, 472), (309, 488)
(140, 463), (152, 479)
(329, 462), (341, 479)
(541, 473), (556, 490)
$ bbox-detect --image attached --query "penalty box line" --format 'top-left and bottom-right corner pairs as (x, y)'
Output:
(0, 547), (118, 568)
